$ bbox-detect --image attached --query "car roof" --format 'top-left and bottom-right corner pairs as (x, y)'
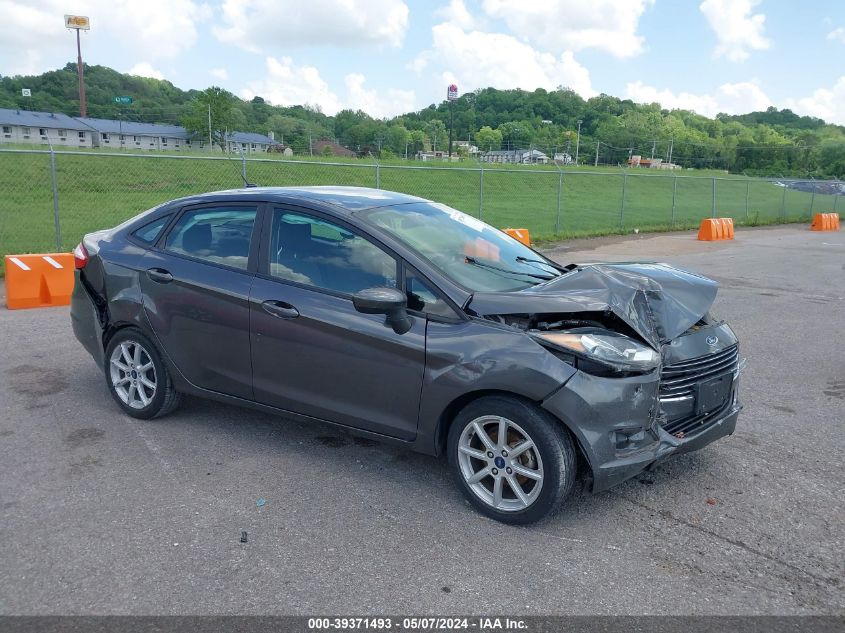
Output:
(172, 186), (427, 212)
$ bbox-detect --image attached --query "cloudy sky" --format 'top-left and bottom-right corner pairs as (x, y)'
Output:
(2, 0), (844, 124)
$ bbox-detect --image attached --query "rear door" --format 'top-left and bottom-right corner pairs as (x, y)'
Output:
(249, 206), (426, 440)
(140, 203), (260, 400)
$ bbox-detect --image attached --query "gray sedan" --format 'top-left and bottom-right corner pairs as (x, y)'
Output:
(71, 186), (743, 524)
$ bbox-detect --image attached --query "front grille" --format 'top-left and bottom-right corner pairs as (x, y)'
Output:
(660, 392), (735, 436)
(660, 345), (739, 399)
(659, 344), (739, 436)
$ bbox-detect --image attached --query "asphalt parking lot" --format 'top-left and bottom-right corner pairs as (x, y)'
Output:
(1, 224), (843, 615)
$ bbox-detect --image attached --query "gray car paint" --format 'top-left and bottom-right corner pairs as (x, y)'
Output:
(70, 186), (742, 495)
(249, 274), (427, 440)
(468, 262), (720, 349)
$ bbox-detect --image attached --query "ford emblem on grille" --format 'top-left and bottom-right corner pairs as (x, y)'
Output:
(706, 335), (719, 346)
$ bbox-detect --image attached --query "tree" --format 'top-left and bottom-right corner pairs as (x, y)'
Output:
(497, 121), (534, 149)
(408, 129), (426, 156)
(386, 124), (409, 157)
(321, 144), (334, 157)
(425, 119), (447, 152)
(474, 126), (502, 152)
(182, 86), (237, 152)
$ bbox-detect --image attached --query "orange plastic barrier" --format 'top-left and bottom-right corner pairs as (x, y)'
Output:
(464, 237), (501, 262)
(810, 213), (840, 231)
(503, 227), (531, 246)
(4, 253), (75, 310)
(697, 218), (735, 241)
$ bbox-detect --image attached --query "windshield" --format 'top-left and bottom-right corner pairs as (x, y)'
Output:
(361, 202), (562, 292)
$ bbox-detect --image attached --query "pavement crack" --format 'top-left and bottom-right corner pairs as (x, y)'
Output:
(612, 491), (839, 589)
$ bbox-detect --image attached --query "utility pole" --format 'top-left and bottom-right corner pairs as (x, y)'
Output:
(668, 137), (674, 166)
(207, 104), (212, 151)
(447, 84), (458, 158)
(76, 29), (87, 117)
(574, 119), (582, 165)
(448, 100), (453, 158)
(594, 140), (600, 167)
(65, 15), (90, 117)
(651, 140), (656, 160)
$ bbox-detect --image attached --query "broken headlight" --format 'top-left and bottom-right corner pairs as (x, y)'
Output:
(532, 329), (659, 373)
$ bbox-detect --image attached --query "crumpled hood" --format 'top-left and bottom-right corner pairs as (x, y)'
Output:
(467, 263), (719, 349)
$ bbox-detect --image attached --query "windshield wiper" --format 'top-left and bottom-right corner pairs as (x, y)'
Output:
(465, 256), (556, 281)
(515, 255), (567, 273)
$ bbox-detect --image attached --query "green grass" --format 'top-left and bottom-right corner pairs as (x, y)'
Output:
(0, 149), (840, 276)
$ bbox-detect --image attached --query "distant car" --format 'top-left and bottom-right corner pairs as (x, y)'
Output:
(71, 187), (743, 524)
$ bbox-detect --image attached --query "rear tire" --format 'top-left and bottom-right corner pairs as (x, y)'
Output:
(103, 328), (181, 419)
(447, 395), (576, 525)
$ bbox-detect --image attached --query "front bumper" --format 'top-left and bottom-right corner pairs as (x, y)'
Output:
(541, 364), (743, 493)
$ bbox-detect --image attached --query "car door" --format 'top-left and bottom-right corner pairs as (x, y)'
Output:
(140, 203), (260, 400)
(249, 206), (426, 440)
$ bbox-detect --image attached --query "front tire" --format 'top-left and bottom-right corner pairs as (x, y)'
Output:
(104, 328), (181, 419)
(447, 395), (576, 525)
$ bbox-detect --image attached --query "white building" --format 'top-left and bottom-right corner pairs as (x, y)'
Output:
(0, 108), (276, 153)
(454, 140), (479, 156)
(0, 109), (95, 147)
(226, 132), (277, 154)
(78, 117), (199, 151)
(480, 149), (549, 164)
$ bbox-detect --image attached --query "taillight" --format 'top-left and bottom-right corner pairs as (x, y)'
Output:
(73, 242), (89, 269)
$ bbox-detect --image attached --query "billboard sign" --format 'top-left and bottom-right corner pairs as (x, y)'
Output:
(447, 84), (458, 101)
(21, 89), (31, 97)
(64, 15), (90, 30)
(114, 96), (133, 105)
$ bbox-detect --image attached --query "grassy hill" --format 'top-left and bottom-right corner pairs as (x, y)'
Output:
(3, 64), (844, 177)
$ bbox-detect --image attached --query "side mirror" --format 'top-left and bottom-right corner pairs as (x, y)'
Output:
(352, 287), (412, 334)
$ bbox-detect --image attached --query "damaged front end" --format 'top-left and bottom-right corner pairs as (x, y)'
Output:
(467, 262), (745, 493)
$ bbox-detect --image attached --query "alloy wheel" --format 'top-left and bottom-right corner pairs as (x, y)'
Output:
(109, 340), (157, 410)
(457, 415), (544, 512)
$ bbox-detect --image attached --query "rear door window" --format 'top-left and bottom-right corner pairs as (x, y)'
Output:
(164, 206), (258, 270)
(132, 215), (171, 244)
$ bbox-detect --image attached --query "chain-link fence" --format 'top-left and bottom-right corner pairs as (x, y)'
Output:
(1, 148), (842, 264)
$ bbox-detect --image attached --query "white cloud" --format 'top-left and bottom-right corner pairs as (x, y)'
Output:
(210, 68), (229, 80)
(344, 73), (417, 118)
(240, 57), (417, 117)
(435, 0), (477, 30)
(699, 0), (771, 62)
(422, 23), (594, 98)
(783, 77), (845, 125)
(407, 53), (430, 74)
(0, 1), (64, 74)
(481, 0), (654, 58)
(828, 27), (845, 44)
(626, 80), (772, 117)
(0, 0), (210, 76)
(127, 62), (165, 80)
(241, 57), (343, 114)
(214, 0), (409, 52)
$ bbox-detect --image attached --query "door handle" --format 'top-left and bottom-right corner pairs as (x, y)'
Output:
(146, 268), (173, 283)
(261, 300), (300, 319)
